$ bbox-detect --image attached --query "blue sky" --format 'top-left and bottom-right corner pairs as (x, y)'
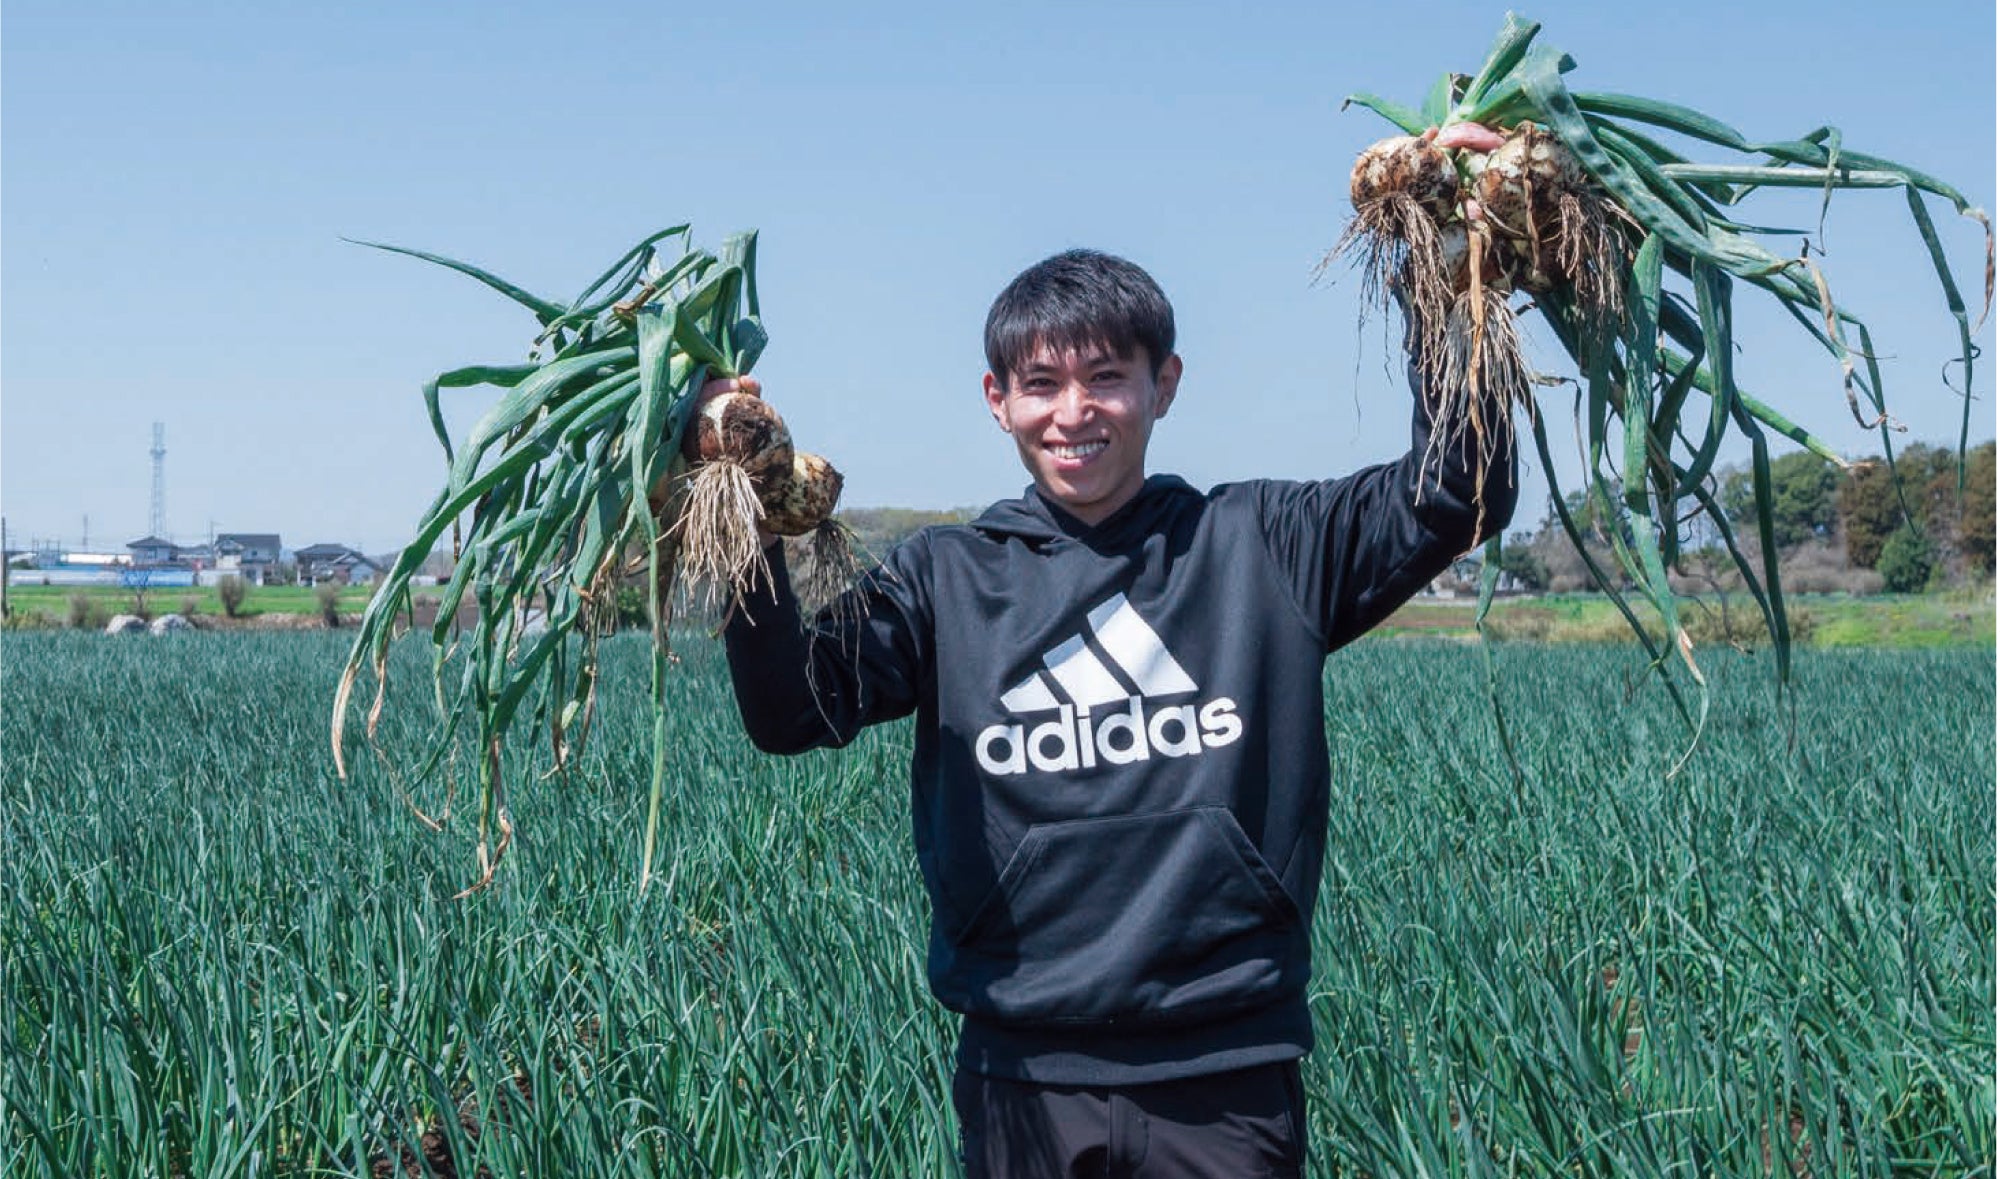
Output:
(4, 0), (1994, 555)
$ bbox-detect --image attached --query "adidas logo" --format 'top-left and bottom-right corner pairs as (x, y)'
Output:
(975, 593), (1243, 777)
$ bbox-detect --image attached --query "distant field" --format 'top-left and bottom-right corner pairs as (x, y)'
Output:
(1381, 589), (1996, 648)
(2, 633), (1991, 1176)
(7, 581), (1995, 648)
(2, 582), (375, 623)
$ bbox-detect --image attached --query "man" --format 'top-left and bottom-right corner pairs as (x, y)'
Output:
(715, 249), (1514, 1175)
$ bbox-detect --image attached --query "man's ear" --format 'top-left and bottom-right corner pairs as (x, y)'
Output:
(1152, 354), (1183, 420)
(983, 371), (1012, 433)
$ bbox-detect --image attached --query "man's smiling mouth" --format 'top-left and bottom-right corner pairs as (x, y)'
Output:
(1049, 440), (1108, 461)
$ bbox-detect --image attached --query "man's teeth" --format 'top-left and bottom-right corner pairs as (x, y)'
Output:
(1051, 441), (1107, 460)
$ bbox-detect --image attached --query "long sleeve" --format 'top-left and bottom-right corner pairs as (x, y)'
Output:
(1255, 355), (1518, 652)
(721, 534), (933, 753)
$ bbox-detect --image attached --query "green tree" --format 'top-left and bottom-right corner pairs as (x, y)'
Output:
(1494, 531), (1548, 590)
(1719, 450), (1840, 550)
(1914, 440), (1996, 579)
(1876, 526), (1935, 593)
(1911, 447), (1964, 544)
(1956, 442), (1996, 574)
(1838, 443), (1951, 569)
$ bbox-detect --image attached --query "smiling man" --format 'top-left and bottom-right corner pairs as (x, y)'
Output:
(982, 326), (1181, 526)
(719, 248), (1514, 1175)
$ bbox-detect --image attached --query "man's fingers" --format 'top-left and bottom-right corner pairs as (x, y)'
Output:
(1434, 122), (1505, 153)
(697, 374), (763, 403)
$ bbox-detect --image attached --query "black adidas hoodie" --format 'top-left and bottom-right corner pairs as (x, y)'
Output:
(723, 387), (1514, 1086)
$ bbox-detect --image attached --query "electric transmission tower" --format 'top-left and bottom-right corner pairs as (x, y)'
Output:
(150, 423), (167, 539)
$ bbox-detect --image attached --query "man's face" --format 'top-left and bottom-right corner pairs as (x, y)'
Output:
(983, 342), (1181, 527)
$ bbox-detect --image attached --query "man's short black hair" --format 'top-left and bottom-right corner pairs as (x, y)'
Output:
(984, 249), (1177, 386)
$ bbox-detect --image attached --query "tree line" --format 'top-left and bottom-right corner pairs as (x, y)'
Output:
(1495, 441), (1997, 595)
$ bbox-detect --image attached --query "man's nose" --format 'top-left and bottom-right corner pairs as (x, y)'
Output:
(1053, 382), (1094, 427)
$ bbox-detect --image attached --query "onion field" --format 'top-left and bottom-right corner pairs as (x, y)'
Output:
(2, 632), (1992, 1177)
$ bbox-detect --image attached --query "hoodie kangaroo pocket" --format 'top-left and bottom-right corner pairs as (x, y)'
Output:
(940, 806), (1304, 1026)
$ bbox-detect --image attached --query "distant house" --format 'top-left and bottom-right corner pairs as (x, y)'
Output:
(215, 533), (282, 584)
(294, 543), (383, 586)
(126, 536), (177, 566)
(333, 551), (384, 586)
(1424, 556), (1486, 599)
(1423, 555), (1524, 599)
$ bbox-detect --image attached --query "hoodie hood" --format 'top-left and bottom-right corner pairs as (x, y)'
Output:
(972, 474), (1201, 547)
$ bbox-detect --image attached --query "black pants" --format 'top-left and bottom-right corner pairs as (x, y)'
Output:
(952, 1060), (1306, 1178)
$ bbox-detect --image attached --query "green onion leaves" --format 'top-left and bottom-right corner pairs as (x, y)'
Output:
(334, 227), (765, 894)
(1343, 13), (1990, 745)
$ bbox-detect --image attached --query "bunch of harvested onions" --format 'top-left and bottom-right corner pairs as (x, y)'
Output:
(332, 226), (850, 894)
(1330, 12), (1991, 741)
(675, 387), (851, 605)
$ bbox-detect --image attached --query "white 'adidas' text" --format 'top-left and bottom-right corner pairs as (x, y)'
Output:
(975, 696), (1243, 776)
